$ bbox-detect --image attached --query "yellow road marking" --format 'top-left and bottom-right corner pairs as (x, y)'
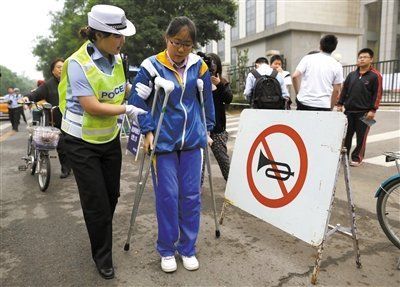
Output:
(0, 130), (16, 142)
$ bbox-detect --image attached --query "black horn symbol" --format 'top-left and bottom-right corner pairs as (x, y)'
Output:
(257, 150), (294, 181)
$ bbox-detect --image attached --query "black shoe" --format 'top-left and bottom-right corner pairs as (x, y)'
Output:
(60, 170), (70, 179)
(97, 266), (115, 279)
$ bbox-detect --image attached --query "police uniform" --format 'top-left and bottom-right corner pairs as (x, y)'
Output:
(2, 91), (23, 131)
(58, 40), (127, 273)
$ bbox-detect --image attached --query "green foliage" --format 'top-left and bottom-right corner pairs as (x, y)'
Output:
(32, 0), (237, 70)
(237, 48), (249, 92)
(229, 48), (249, 95)
(0, 66), (36, 96)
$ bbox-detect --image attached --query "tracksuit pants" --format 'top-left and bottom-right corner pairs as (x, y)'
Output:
(344, 112), (370, 163)
(64, 134), (121, 269)
(151, 148), (202, 257)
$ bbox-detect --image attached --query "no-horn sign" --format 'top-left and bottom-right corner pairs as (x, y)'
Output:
(246, 124), (308, 208)
(225, 109), (346, 246)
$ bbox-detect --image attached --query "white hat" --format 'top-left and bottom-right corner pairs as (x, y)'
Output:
(88, 5), (136, 36)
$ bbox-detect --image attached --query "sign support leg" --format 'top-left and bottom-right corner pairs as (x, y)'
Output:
(311, 148), (361, 284)
(219, 200), (230, 225)
(342, 149), (362, 269)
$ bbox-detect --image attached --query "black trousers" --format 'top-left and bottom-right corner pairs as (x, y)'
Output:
(64, 134), (122, 269)
(344, 112), (370, 163)
(56, 131), (71, 173)
(296, 98), (331, 111)
(8, 107), (22, 131)
(20, 108), (27, 123)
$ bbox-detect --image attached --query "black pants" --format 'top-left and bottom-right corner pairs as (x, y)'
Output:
(20, 108), (27, 123)
(8, 107), (22, 131)
(344, 112), (370, 163)
(296, 98), (331, 111)
(64, 134), (122, 269)
(56, 131), (71, 173)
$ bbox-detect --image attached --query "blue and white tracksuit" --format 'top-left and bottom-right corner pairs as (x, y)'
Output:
(128, 51), (215, 257)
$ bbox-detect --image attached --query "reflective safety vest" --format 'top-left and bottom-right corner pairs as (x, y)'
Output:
(59, 41), (126, 144)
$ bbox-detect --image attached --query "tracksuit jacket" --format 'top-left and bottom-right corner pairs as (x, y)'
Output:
(338, 66), (382, 113)
(129, 51), (215, 152)
(128, 51), (215, 257)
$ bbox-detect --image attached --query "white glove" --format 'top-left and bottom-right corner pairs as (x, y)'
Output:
(135, 82), (153, 100)
(125, 105), (147, 125)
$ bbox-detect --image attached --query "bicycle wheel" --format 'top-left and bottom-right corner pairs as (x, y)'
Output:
(30, 148), (38, 176)
(37, 152), (51, 192)
(377, 178), (400, 249)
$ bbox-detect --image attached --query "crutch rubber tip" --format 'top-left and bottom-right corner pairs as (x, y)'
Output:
(124, 243), (130, 251)
(215, 230), (221, 238)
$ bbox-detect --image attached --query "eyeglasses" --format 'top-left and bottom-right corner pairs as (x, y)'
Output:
(169, 39), (193, 50)
(358, 56), (371, 60)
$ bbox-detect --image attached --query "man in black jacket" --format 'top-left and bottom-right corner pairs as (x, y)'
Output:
(337, 48), (383, 166)
(25, 58), (71, 178)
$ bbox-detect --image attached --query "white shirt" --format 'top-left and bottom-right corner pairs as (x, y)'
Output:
(295, 52), (343, 108)
(243, 63), (289, 101)
(281, 70), (292, 87)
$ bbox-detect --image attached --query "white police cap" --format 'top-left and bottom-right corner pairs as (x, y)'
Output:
(88, 5), (136, 36)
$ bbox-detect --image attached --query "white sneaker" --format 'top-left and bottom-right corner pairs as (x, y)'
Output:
(161, 256), (177, 273)
(181, 255), (199, 271)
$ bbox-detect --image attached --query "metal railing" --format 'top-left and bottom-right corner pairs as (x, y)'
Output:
(227, 59), (400, 104)
(343, 60), (400, 104)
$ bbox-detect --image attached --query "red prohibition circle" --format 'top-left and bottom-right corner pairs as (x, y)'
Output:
(246, 124), (308, 208)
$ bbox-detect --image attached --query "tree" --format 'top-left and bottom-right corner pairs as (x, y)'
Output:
(0, 66), (36, 96)
(33, 0), (237, 71)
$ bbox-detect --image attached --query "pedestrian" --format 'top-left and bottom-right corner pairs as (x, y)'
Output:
(57, 4), (145, 279)
(129, 16), (215, 273)
(24, 58), (71, 178)
(270, 54), (292, 109)
(337, 48), (382, 166)
(14, 88), (27, 124)
(205, 52), (232, 181)
(243, 57), (289, 108)
(292, 34), (343, 111)
(1, 87), (22, 131)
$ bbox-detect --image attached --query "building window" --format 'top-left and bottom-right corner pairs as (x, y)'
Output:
(246, 0), (256, 36)
(231, 9), (239, 41)
(217, 22), (225, 62)
(231, 48), (237, 66)
(265, 0), (276, 28)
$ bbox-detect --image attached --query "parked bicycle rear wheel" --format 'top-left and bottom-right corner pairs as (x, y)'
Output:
(377, 178), (400, 249)
(29, 141), (37, 176)
(38, 152), (51, 192)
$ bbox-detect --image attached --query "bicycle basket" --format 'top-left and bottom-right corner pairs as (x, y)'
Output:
(32, 126), (61, 149)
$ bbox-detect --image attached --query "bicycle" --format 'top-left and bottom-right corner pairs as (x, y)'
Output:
(375, 151), (400, 249)
(18, 102), (60, 192)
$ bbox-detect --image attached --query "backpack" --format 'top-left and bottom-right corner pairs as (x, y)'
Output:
(251, 69), (285, 110)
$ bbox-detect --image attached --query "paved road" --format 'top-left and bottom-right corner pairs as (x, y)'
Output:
(1, 107), (399, 286)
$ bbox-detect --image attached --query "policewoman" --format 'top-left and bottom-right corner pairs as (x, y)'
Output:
(129, 16), (215, 273)
(58, 5), (145, 279)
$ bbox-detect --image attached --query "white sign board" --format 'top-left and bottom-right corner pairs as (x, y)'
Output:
(225, 109), (347, 246)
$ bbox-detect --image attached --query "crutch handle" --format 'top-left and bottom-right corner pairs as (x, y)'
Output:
(196, 79), (204, 93)
(155, 77), (174, 94)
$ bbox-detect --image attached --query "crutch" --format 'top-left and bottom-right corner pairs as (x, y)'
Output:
(197, 79), (221, 238)
(124, 77), (175, 251)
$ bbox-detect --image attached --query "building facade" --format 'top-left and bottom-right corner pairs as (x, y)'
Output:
(205, 0), (399, 72)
